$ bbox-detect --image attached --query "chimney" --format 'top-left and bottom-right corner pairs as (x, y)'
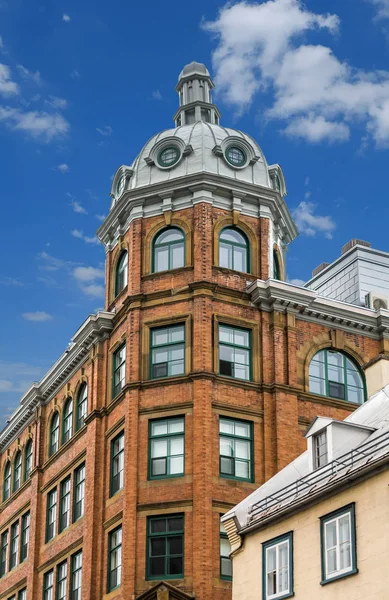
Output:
(341, 239), (371, 255)
(312, 262), (329, 277)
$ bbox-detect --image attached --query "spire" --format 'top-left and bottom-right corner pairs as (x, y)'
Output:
(173, 61), (221, 127)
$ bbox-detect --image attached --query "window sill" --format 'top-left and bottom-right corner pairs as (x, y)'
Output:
(220, 474), (253, 484)
(146, 575), (184, 582)
(321, 568), (358, 586)
(148, 473), (185, 481)
(143, 266), (193, 280)
(298, 391), (362, 411)
(1, 478), (31, 509)
(108, 285), (128, 309)
(213, 265), (257, 279)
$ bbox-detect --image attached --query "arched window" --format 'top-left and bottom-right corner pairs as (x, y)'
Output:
(24, 439), (33, 481)
(62, 398), (73, 444)
(3, 461), (11, 501)
(309, 349), (365, 404)
(13, 450), (22, 492)
(219, 227), (249, 273)
(152, 227), (185, 273)
(49, 412), (60, 456)
(273, 250), (281, 280)
(115, 251), (128, 296)
(76, 384), (88, 431)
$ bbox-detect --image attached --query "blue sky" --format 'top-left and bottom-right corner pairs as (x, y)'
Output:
(1, 0), (389, 427)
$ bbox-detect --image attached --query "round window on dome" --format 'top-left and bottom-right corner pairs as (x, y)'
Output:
(225, 145), (247, 167)
(158, 146), (181, 168)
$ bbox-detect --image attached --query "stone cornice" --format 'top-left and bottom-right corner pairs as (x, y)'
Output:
(0, 312), (114, 452)
(97, 172), (298, 251)
(247, 279), (389, 338)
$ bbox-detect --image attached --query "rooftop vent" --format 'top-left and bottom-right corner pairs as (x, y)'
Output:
(341, 239), (371, 255)
(312, 262), (329, 277)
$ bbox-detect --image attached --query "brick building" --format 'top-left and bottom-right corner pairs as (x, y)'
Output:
(1, 62), (388, 600)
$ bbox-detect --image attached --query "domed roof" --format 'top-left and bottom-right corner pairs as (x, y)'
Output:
(178, 61), (210, 80)
(111, 122), (273, 207)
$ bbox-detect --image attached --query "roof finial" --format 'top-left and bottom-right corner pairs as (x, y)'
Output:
(173, 61), (221, 127)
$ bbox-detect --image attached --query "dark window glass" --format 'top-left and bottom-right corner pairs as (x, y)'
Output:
(18, 589), (26, 600)
(57, 561), (67, 600)
(62, 398), (73, 444)
(115, 251), (128, 296)
(13, 451), (22, 492)
(219, 227), (249, 272)
(49, 413), (60, 456)
(108, 526), (122, 591)
(71, 551), (82, 600)
(273, 250), (281, 280)
(0, 531), (8, 576)
(24, 439), (33, 481)
(220, 518), (232, 580)
(152, 228), (185, 273)
(9, 521), (19, 570)
(110, 432), (124, 496)
(20, 512), (30, 562)
(43, 570), (54, 600)
(150, 324), (185, 379)
(59, 477), (71, 533)
(309, 350), (365, 404)
(147, 515), (184, 580)
(3, 462), (11, 501)
(46, 488), (57, 542)
(219, 417), (252, 482)
(113, 344), (126, 397)
(149, 417), (185, 479)
(76, 384), (87, 431)
(218, 324), (251, 381)
(73, 464), (85, 521)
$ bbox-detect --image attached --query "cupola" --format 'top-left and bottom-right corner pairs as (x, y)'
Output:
(173, 61), (221, 126)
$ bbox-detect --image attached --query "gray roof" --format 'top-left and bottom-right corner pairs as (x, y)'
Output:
(223, 385), (389, 532)
(178, 61), (210, 80)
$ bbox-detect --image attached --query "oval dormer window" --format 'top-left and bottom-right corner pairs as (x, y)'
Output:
(158, 146), (180, 168)
(225, 145), (246, 167)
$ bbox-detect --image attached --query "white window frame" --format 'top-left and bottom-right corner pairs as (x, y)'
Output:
(264, 536), (291, 599)
(323, 510), (353, 580)
(314, 430), (328, 469)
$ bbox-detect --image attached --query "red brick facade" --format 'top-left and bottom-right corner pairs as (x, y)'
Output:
(0, 205), (382, 600)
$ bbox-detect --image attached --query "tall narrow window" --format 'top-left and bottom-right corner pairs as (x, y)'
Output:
(110, 432), (124, 496)
(71, 551), (82, 600)
(0, 531), (8, 576)
(321, 504), (357, 584)
(273, 250), (281, 280)
(314, 430), (328, 469)
(59, 477), (71, 533)
(152, 228), (185, 273)
(49, 412), (60, 456)
(43, 570), (54, 600)
(18, 589), (26, 600)
(220, 518), (232, 580)
(57, 561), (68, 600)
(219, 417), (253, 482)
(20, 512), (30, 562)
(9, 521), (19, 570)
(263, 532), (293, 600)
(13, 451), (22, 492)
(46, 488), (57, 542)
(309, 350), (365, 404)
(73, 464), (85, 521)
(219, 227), (249, 273)
(149, 417), (185, 479)
(76, 384), (87, 431)
(219, 324), (251, 381)
(24, 439), (33, 481)
(108, 526), (122, 591)
(150, 324), (185, 379)
(147, 514), (184, 580)
(3, 461), (11, 501)
(113, 344), (126, 397)
(115, 251), (128, 296)
(62, 398), (73, 444)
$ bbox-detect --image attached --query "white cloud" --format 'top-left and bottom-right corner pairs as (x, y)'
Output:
(0, 361), (43, 398)
(80, 283), (105, 297)
(72, 266), (105, 297)
(292, 201), (336, 239)
(0, 276), (24, 286)
(0, 106), (69, 141)
(22, 311), (53, 322)
(17, 64), (41, 85)
(289, 278), (306, 286)
(71, 229), (100, 245)
(62, 13), (71, 22)
(152, 90), (163, 100)
(70, 200), (87, 214)
(368, 0), (389, 19)
(204, 0), (389, 146)
(56, 163), (69, 173)
(95, 214), (106, 222)
(70, 69), (80, 79)
(96, 125), (113, 136)
(47, 95), (67, 109)
(0, 63), (19, 95)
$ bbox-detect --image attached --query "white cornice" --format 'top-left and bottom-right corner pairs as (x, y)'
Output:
(97, 172), (298, 252)
(247, 279), (389, 337)
(0, 311), (114, 452)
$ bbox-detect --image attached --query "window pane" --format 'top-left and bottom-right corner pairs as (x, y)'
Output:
(168, 517), (183, 532)
(219, 326), (233, 344)
(233, 329), (249, 347)
(150, 557), (165, 576)
(220, 229), (246, 244)
(168, 536), (183, 555)
(234, 364), (250, 380)
(220, 456), (234, 475)
(219, 419), (234, 435)
(233, 246), (246, 272)
(169, 556), (183, 575)
(152, 458), (166, 476)
(170, 326), (185, 343)
(152, 328), (168, 346)
(234, 422), (250, 438)
(219, 243), (232, 269)
(151, 420), (168, 436)
(170, 438), (184, 455)
(169, 456), (184, 474)
(151, 439), (167, 458)
(172, 244), (184, 269)
(235, 440), (250, 459)
(310, 377), (326, 395)
(168, 418), (184, 434)
(327, 548), (337, 573)
(327, 351), (343, 367)
(235, 460), (249, 479)
(347, 369), (363, 388)
(151, 538), (166, 556)
(328, 365), (343, 383)
(220, 438), (233, 457)
(156, 229), (184, 244)
(348, 387), (363, 404)
(326, 521), (337, 548)
(221, 556), (232, 578)
(219, 345), (233, 362)
(155, 247), (169, 272)
(309, 361), (325, 379)
(150, 519), (166, 534)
